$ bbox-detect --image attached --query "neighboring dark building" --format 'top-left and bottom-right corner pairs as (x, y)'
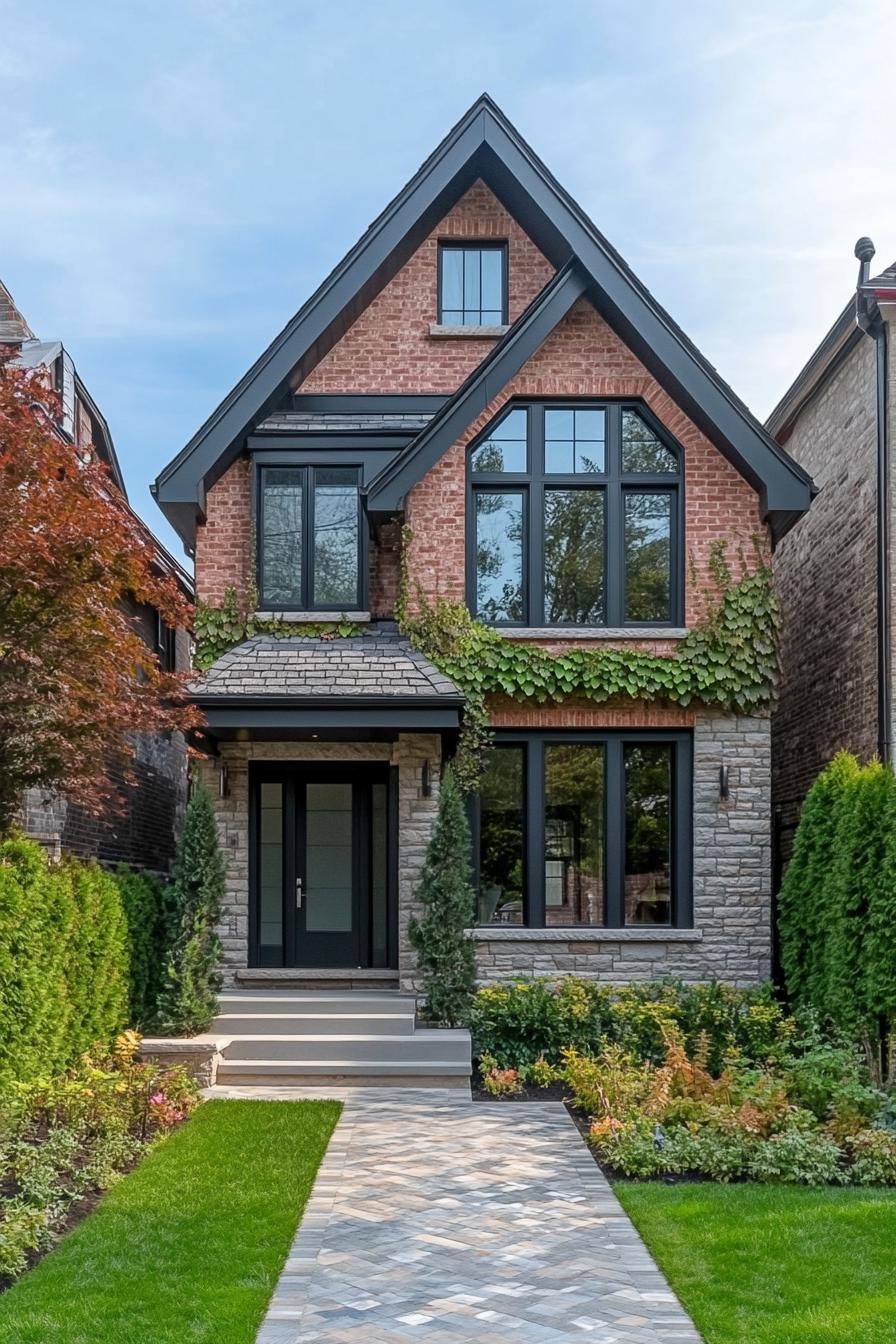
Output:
(1, 281), (193, 872)
(768, 242), (896, 866)
(154, 95), (814, 991)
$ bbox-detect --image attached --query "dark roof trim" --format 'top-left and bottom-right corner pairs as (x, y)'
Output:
(292, 394), (448, 413)
(155, 93), (814, 546)
(366, 260), (587, 509)
(765, 297), (861, 442)
(201, 704), (460, 731)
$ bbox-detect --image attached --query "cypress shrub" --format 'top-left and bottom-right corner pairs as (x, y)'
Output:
(777, 752), (858, 1012)
(155, 781), (225, 1035)
(408, 767), (478, 1027)
(116, 865), (170, 1027)
(0, 839), (130, 1083)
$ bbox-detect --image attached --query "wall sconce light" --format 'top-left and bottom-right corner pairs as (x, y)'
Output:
(719, 763), (729, 800)
(218, 761), (230, 799)
(421, 760), (432, 797)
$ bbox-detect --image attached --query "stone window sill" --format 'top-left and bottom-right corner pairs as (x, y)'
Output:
(428, 323), (510, 339)
(466, 926), (703, 942)
(499, 627), (689, 641)
(251, 611), (371, 624)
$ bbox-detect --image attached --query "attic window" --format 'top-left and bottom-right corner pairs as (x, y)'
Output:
(438, 243), (507, 325)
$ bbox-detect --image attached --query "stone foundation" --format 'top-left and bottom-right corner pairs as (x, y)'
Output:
(200, 711), (771, 992)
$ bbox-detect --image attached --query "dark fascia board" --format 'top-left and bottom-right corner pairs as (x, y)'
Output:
(366, 260), (588, 509)
(200, 702), (460, 731)
(155, 92), (813, 546)
(765, 296), (860, 442)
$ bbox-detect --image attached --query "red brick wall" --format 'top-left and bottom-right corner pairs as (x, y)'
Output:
(404, 300), (765, 626)
(489, 697), (696, 728)
(195, 458), (252, 606)
(298, 181), (554, 393)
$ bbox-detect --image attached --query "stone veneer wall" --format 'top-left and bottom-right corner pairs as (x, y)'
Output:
(199, 712), (770, 991)
(194, 735), (442, 987)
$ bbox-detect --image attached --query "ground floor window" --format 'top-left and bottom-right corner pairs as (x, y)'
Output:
(472, 731), (692, 928)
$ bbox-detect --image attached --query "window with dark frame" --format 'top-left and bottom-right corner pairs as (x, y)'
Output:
(469, 402), (681, 627)
(258, 465), (362, 611)
(438, 243), (507, 326)
(156, 612), (176, 672)
(473, 732), (691, 930)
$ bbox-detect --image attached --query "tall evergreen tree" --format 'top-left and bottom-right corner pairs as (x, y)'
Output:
(867, 770), (896, 1083)
(778, 751), (858, 1011)
(155, 781), (225, 1034)
(409, 767), (477, 1027)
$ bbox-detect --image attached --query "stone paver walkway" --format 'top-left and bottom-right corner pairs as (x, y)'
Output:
(244, 1091), (702, 1343)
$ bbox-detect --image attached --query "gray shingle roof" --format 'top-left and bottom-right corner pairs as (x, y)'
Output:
(255, 411), (434, 433)
(868, 261), (896, 285)
(192, 623), (460, 701)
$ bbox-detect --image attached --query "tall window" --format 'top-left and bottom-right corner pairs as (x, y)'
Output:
(438, 243), (507, 325)
(469, 402), (681, 627)
(258, 466), (362, 610)
(473, 732), (691, 929)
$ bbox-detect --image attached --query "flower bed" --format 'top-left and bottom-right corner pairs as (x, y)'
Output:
(471, 978), (896, 1186)
(0, 1032), (199, 1284)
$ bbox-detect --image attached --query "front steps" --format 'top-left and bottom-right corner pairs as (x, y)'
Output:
(211, 990), (472, 1088)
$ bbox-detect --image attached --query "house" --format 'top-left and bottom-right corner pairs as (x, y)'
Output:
(768, 240), (896, 869)
(154, 95), (814, 995)
(0, 281), (193, 872)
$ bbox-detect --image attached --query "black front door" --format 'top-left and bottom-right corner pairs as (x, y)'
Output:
(250, 763), (395, 969)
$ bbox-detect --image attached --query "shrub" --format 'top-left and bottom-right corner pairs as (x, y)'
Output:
(0, 839), (138, 1083)
(563, 1046), (653, 1120)
(747, 1128), (844, 1185)
(116, 865), (171, 1027)
(845, 1130), (896, 1186)
(480, 1061), (524, 1098)
(155, 782), (225, 1035)
(782, 1033), (884, 1125)
(469, 977), (612, 1067)
(408, 768), (477, 1027)
(523, 1056), (564, 1088)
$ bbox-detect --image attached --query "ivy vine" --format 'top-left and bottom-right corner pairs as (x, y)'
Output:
(397, 529), (780, 791)
(194, 587), (361, 670)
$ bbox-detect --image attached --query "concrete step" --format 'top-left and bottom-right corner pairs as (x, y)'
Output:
(221, 1031), (471, 1065)
(215, 1058), (472, 1087)
(212, 1012), (416, 1037)
(236, 969), (400, 990)
(215, 991), (417, 1018)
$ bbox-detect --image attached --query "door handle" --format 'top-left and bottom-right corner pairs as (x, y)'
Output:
(296, 877), (303, 909)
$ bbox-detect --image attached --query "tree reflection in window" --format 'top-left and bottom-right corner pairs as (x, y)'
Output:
(478, 745), (525, 924)
(475, 492), (524, 622)
(624, 742), (672, 925)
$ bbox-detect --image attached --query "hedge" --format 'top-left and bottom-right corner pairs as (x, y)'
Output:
(778, 752), (896, 1084)
(0, 837), (171, 1082)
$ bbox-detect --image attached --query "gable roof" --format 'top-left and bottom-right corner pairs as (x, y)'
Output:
(154, 93), (814, 549)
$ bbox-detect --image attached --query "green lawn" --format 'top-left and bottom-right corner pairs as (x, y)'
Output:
(0, 1099), (341, 1344)
(616, 1180), (896, 1344)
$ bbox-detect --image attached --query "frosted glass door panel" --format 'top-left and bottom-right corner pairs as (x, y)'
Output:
(305, 782), (353, 932)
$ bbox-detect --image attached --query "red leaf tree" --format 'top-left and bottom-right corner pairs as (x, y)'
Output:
(0, 350), (201, 835)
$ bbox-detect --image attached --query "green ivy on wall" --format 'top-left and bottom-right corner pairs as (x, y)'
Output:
(193, 587), (362, 670)
(397, 531), (780, 791)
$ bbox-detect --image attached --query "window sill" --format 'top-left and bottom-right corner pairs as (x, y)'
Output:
(466, 926), (702, 942)
(498, 626), (689, 641)
(429, 323), (510, 339)
(252, 611), (371, 624)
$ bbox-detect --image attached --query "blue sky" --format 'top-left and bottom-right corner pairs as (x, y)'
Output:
(3, 0), (895, 559)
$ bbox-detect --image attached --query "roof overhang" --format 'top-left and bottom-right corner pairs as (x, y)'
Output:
(154, 94), (814, 550)
(195, 693), (461, 733)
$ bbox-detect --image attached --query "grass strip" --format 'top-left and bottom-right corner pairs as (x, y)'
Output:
(0, 1099), (341, 1344)
(616, 1180), (896, 1344)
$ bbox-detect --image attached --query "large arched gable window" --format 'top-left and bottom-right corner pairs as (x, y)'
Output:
(467, 402), (683, 628)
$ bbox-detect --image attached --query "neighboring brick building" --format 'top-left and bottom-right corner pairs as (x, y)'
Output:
(154, 96), (813, 989)
(768, 243), (896, 869)
(1, 281), (192, 872)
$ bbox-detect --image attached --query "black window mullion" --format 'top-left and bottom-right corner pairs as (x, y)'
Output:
(304, 467), (314, 609)
(605, 737), (625, 926)
(674, 739), (693, 926)
(605, 406), (623, 626)
(527, 737), (545, 927)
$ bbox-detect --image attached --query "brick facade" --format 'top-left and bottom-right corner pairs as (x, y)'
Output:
(771, 334), (879, 853)
(189, 174), (778, 987)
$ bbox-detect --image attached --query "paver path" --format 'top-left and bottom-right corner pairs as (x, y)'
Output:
(253, 1092), (702, 1343)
